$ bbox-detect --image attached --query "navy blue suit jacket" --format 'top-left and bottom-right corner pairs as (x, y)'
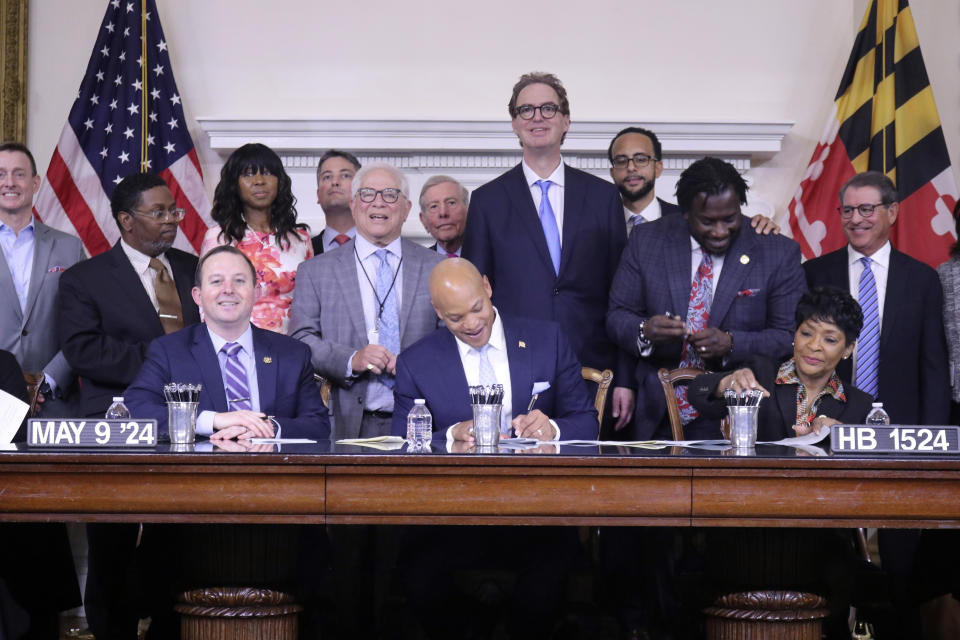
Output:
(125, 323), (330, 439)
(607, 212), (806, 439)
(462, 164), (629, 384)
(804, 246), (949, 426)
(391, 315), (598, 440)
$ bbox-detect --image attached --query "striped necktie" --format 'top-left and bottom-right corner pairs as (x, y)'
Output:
(855, 257), (880, 397)
(221, 342), (252, 411)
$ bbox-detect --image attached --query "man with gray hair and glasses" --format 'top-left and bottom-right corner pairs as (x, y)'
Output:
(291, 162), (442, 439)
(419, 174), (469, 257)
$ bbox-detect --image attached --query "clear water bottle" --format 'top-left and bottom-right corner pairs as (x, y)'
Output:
(105, 396), (131, 419)
(865, 402), (890, 425)
(406, 399), (432, 449)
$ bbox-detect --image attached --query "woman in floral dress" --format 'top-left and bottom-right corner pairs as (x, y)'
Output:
(201, 143), (313, 333)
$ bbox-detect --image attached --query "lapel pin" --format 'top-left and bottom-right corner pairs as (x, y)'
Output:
(740, 254), (750, 265)
(518, 341), (526, 349)
(262, 356), (273, 364)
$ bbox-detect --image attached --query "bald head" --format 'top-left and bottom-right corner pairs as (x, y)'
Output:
(429, 258), (496, 349)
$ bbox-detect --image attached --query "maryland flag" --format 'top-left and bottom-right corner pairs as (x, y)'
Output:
(788, 0), (958, 268)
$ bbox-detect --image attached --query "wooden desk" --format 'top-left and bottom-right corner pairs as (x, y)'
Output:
(2, 443), (959, 528)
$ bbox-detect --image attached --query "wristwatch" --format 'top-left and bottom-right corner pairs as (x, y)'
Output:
(637, 320), (652, 350)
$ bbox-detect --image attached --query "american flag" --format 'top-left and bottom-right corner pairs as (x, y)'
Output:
(33, 0), (212, 256)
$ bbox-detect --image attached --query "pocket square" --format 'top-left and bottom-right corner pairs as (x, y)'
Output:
(737, 288), (760, 297)
(48, 266), (65, 273)
(532, 381), (551, 394)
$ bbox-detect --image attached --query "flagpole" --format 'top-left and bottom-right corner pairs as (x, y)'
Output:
(140, 0), (148, 172)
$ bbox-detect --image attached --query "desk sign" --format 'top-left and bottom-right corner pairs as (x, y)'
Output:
(27, 419), (157, 447)
(830, 424), (960, 454)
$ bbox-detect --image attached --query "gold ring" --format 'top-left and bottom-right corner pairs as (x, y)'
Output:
(366, 363), (374, 371)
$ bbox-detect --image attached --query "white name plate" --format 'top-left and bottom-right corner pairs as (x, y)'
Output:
(27, 419), (157, 447)
(830, 424), (960, 454)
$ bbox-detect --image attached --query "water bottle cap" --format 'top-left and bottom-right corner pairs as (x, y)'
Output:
(112, 396), (125, 402)
(414, 399), (425, 405)
(871, 402), (883, 408)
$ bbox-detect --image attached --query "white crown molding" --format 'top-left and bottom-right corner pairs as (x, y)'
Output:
(196, 118), (793, 159)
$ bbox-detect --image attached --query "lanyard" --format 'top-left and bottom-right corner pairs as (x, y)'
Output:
(355, 244), (402, 330)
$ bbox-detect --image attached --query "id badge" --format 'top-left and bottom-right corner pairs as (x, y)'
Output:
(367, 328), (379, 346)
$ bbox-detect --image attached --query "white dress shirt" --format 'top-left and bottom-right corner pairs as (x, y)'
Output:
(197, 325), (262, 436)
(434, 243), (461, 258)
(445, 309), (560, 442)
(624, 197), (663, 231)
(120, 238), (173, 313)
(351, 234), (404, 412)
(847, 241), (890, 373)
(522, 159), (565, 244)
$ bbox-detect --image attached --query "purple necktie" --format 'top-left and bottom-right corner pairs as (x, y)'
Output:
(222, 342), (252, 411)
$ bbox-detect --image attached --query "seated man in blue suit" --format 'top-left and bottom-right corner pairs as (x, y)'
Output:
(392, 257), (597, 442)
(393, 258), (594, 638)
(127, 244), (330, 441)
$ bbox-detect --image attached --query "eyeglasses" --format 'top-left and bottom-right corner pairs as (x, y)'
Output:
(611, 153), (656, 169)
(837, 203), (888, 218)
(130, 207), (186, 222)
(515, 103), (561, 120)
(356, 188), (402, 204)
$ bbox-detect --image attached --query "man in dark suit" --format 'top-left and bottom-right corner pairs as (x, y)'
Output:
(310, 149), (359, 255)
(58, 172), (200, 418)
(609, 126), (780, 236)
(57, 172), (201, 640)
(463, 71), (634, 434)
(392, 258), (597, 441)
(803, 171), (949, 426)
(126, 245), (330, 440)
(607, 156), (806, 440)
(419, 174), (468, 258)
(393, 258), (593, 638)
(0, 142), (85, 417)
(804, 172), (950, 635)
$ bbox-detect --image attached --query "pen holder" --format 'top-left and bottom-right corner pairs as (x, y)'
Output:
(167, 401), (198, 444)
(726, 405), (759, 449)
(472, 403), (502, 447)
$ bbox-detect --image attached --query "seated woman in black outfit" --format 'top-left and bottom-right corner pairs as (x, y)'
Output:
(689, 285), (874, 439)
(688, 287), (873, 639)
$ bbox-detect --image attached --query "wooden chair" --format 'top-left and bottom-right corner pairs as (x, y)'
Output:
(581, 367), (613, 427)
(23, 372), (44, 417)
(657, 366), (707, 440)
(313, 373), (332, 408)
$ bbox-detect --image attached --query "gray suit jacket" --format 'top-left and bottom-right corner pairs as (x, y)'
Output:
(0, 221), (85, 391)
(289, 237), (443, 439)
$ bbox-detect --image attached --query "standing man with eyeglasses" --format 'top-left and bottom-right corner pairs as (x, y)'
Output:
(290, 162), (442, 440)
(609, 126), (780, 236)
(58, 172), (201, 640)
(805, 172), (950, 638)
(463, 71), (635, 435)
(804, 171), (948, 426)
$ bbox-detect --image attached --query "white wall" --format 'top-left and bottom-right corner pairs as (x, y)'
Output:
(26, 0), (960, 232)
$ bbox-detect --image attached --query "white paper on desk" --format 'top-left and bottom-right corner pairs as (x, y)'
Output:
(0, 389), (29, 445)
(336, 435), (406, 450)
(760, 429), (830, 456)
(249, 438), (317, 444)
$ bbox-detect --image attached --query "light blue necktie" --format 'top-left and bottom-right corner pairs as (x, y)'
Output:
(477, 345), (497, 386)
(855, 256), (880, 397)
(535, 179), (561, 275)
(374, 248), (400, 389)
(628, 214), (643, 236)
